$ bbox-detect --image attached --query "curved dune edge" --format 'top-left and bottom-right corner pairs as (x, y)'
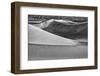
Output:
(28, 24), (78, 45)
(32, 19), (87, 29)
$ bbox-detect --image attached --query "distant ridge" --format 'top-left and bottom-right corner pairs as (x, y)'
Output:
(30, 19), (87, 28)
(41, 19), (88, 39)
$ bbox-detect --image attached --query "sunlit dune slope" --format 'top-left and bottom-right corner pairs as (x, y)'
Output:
(28, 24), (78, 45)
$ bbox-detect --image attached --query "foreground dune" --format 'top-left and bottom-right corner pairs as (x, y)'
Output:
(28, 24), (78, 45)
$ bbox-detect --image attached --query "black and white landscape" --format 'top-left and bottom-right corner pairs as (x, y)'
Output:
(28, 15), (88, 60)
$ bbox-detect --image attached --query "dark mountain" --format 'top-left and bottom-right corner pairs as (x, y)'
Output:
(42, 19), (88, 39)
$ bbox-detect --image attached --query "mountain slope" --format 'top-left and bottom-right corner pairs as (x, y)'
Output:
(41, 19), (88, 39)
(28, 24), (78, 45)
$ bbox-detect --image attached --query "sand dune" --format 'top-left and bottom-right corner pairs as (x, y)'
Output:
(28, 24), (78, 45)
(41, 19), (87, 39)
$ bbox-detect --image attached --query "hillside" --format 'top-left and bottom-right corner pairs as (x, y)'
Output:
(41, 19), (88, 39)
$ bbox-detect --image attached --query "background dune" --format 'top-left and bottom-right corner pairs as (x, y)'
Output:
(42, 19), (88, 39)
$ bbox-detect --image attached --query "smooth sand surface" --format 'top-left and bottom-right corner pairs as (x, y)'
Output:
(28, 24), (78, 45)
(28, 44), (88, 60)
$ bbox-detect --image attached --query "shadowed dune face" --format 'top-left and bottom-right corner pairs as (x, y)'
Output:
(41, 19), (88, 39)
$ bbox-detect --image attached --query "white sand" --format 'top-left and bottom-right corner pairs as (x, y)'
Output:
(28, 24), (78, 45)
